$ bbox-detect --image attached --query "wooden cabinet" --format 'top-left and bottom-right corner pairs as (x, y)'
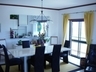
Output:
(19, 15), (28, 26)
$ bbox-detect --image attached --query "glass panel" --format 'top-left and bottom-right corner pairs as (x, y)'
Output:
(18, 26), (26, 36)
(80, 53), (86, 57)
(69, 20), (87, 57)
(71, 41), (78, 56)
(71, 51), (78, 56)
(12, 26), (27, 38)
(72, 22), (79, 40)
(33, 22), (38, 35)
(40, 22), (48, 35)
(81, 22), (86, 41)
(40, 22), (44, 34)
(71, 41), (78, 51)
(79, 43), (87, 57)
(80, 43), (87, 53)
(33, 22), (48, 36)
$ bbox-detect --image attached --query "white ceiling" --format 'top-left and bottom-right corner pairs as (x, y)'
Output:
(0, 0), (96, 9)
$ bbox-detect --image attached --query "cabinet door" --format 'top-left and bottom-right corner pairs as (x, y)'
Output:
(19, 15), (27, 26)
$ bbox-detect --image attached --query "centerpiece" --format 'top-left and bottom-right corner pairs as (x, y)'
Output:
(37, 32), (46, 46)
(32, 32), (50, 46)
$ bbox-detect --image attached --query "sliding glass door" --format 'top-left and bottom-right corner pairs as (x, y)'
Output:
(69, 19), (87, 58)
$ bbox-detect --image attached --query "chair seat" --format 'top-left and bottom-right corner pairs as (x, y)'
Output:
(60, 51), (68, 56)
(45, 54), (52, 63)
(87, 63), (96, 68)
(85, 66), (96, 72)
(9, 58), (23, 66)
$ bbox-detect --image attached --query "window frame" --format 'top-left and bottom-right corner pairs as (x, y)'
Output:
(69, 19), (87, 58)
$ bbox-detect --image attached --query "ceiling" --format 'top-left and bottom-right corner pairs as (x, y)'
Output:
(0, 0), (96, 9)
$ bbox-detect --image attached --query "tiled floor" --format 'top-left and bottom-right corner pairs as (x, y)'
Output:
(68, 55), (80, 66)
(1, 55), (84, 72)
(68, 55), (84, 72)
(76, 70), (84, 72)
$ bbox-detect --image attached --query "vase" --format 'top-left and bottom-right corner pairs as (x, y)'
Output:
(37, 39), (44, 46)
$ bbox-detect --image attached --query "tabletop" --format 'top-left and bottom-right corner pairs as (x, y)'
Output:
(8, 45), (70, 58)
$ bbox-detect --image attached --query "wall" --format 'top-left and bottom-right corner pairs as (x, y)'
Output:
(0, 5), (59, 48)
(58, 5), (96, 44)
(1, 4), (96, 48)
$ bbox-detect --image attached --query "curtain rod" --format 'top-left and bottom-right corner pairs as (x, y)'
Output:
(62, 10), (96, 15)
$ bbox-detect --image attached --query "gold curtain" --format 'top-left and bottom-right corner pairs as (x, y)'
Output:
(84, 11), (94, 54)
(62, 14), (69, 47)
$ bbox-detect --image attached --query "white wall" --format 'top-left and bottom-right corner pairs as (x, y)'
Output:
(1, 4), (96, 48)
(58, 5), (96, 44)
(0, 5), (59, 48)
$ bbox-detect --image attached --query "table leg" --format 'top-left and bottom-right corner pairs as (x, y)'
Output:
(24, 57), (27, 72)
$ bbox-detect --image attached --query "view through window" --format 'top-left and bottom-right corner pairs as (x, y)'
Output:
(33, 22), (48, 36)
(67, 19), (87, 58)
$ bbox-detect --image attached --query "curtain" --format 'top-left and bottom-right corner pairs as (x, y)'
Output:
(84, 11), (94, 54)
(62, 14), (69, 47)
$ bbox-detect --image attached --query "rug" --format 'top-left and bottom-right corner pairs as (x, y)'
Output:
(1, 61), (79, 72)
(69, 68), (84, 72)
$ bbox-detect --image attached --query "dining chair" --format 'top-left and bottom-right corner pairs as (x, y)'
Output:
(84, 44), (96, 72)
(45, 44), (61, 72)
(60, 40), (70, 63)
(2, 45), (24, 72)
(27, 46), (45, 72)
(22, 40), (30, 48)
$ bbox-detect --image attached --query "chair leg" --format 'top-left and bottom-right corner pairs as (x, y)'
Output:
(44, 60), (46, 68)
(21, 63), (24, 72)
(27, 63), (31, 72)
(51, 62), (60, 72)
(5, 65), (10, 72)
(0, 65), (4, 72)
(52, 64), (59, 72)
(63, 56), (68, 63)
(18, 64), (21, 71)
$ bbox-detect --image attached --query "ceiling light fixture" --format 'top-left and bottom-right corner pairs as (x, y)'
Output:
(30, 0), (51, 22)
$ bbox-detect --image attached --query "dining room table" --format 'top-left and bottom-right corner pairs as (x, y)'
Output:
(0, 45), (71, 72)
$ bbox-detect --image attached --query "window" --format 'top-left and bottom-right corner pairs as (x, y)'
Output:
(33, 22), (48, 36)
(68, 19), (87, 58)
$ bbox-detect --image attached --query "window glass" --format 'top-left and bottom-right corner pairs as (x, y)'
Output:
(72, 22), (79, 40)
(67, 20), (87, 58)
(33, 22), (48, 36)
(81, 22), (86, 41)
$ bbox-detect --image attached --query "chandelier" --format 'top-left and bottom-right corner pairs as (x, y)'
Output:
(30, 0), (51, 22)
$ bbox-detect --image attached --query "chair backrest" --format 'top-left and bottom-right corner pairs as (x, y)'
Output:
(87, 44), (96, 65)
(2, 45), (10, 65)
(37, 39), (44, 46)
(0, 44), (2, 48)
(64, 40), (70, 48)
(22, 40), (30, 48)
(34, 46), (45, 72)
(52, 44), (61, 72)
